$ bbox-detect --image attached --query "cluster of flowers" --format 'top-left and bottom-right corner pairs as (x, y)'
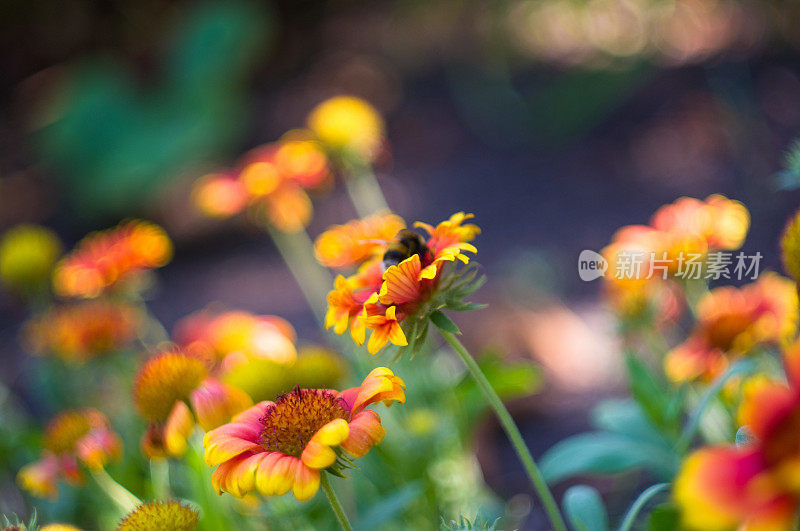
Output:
(602, 194), (750, 324)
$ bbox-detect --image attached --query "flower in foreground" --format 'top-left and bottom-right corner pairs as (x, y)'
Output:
(0, 224), (62, 294)
(24, 300), (141, 363)
(307, 95), (385, 163)
(18, 409), (121, 499)
(204, 367), (405, 501)
(664, 272), (798, 383)
(53, 220), (172, 298)
(673, 345), (800, 529)
(117, 500), (199, 531)
(321, 212), (481, 354)
(134, 349), (251, 459)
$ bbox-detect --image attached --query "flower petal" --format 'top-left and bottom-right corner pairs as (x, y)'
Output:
(341, 410), (386, 458)
(164, 401), (195, 457)
(292, 462), (321, 501)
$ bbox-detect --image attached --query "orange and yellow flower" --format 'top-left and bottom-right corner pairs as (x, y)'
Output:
(664, 273), (798, 383)
(174, 308), (297, 367)
(204, 367), (404, 501)
(24, 300), (141, 363)
(314, 212), (406, 269)
(134, 349), (252, 459)
(674, 346), (800, 529)
(53, 220), (172, 299)
(192, 134), (331, 234)
(18, 409), (122, 499)
(320, 212), (480, 354)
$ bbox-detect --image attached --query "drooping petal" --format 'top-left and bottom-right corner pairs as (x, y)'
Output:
(17, 454), (61, 499)
(76, 427), (122, 470)
(256, 453), (297, 497)
(345, 367), (406, 414)
(301, 419), (349, 469)
(203, 402), (270, 467)
(341, 410), (386, 458)
(293, 462), (321, 501)
(163, 401), (195, 457)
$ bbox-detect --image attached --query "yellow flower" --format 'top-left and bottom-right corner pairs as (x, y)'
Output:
(0, 224), (61, 293)
(782, 208), (800, 283)
(204, 368), (405, 501)
(134, 349), (251, 459)
(118, 500), (199, 530)
(307, 96), (385, 162)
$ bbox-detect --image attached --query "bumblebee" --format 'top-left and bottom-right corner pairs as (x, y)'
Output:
(382, 229), (429, 271)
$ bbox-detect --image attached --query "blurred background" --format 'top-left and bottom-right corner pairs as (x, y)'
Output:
(3, 0), (800, 528)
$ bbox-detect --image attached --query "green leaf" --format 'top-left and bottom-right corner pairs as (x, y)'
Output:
(591, 399), (671, 448)
(447, 301), (488, 312)
(624, 354), (677, 433)
(430, 310), (461, 334)
(540, 432), (679, 483)
(562, 485), (609, 531)
(646, 504), (680, 531)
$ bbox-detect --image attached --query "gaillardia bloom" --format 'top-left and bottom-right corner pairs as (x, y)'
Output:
(0, 224), (62, 294)
(306, 95), (385, 163)
(24, 300), (140, 363)
(204, 367), (405, 501)
(321, 212), (481, 354)
(134, 349), (252, 459)
(18, 409), (121, 499)
(118, 500), (199, 531)
(192, 134), (330, 233)
(174, 309), (297, 367)
(664, 273), (798, 383)
(673, 345), (800, 530)
(53, 220), (172, 298)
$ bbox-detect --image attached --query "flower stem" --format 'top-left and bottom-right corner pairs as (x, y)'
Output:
(320, 473), (353, 531)
(265, 225), (333, 325)
(150, 458), (171, 499)
(342, 160), (389, 217)
(91, 468), (141, 515)
(438, 330), (567, 531)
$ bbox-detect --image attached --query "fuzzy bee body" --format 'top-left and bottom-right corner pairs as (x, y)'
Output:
(382, 229), (429, 271)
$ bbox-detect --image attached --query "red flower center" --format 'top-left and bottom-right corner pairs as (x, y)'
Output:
(259, 387), (348, 457)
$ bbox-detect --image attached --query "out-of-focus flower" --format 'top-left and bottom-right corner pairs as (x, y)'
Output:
(117, 500), (199, 531)
(664, 273), (798, 383)
(24, 300), (141, 363)
(17, 409), (122, 499)
(0, 224), (62, 294)
(781, 208), (800, 283)
(322, 212), (481, 354)
(174, 309), (297, 367)
(204, 367), (405, 501)
(307, 96), (385, 163)
(41, 524), (83, 531)
(601, 195), (749, 324)
(134, 349), (252, 459)
(673, 346), (800, 530)
(53, 220), (172, 299)
(191, 135), (331, 234)
(314, 212), (406, 269)
(222, 345), (347, 403)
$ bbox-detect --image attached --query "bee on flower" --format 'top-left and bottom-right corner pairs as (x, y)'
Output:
(24, 300), (141, 363)
(133, 348), (252, 459)
(18, 409), (122, 499)
(173, 308), (298, 368)
(192, 133), (331, 234)
(318, 212), (482, 354)
(53, 220), (172, 299)
(307, 96), (385, 164)
(664, 273), (798, 383)
(314, 212), (406, 269)
(0, 224), (62, 296)
(673, 344), (800, 530)
(203, 367), (405, 501)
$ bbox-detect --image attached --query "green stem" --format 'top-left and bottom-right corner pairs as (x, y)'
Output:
(320, 473), (353, 531)
(342, 161), (389, 217)
(150, 458), (171, 499)
(438, 330), (567, 531)
(265, 225), (333, 325)
(618, 483), (669, 531)
(91, 468), (141, 515)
